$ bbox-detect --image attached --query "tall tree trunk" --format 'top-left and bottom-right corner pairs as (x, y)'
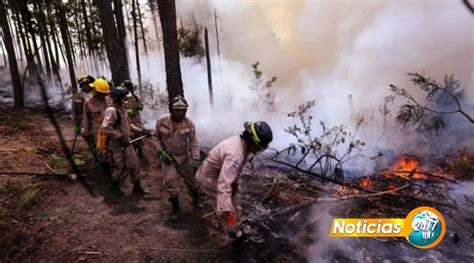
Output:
(20, 1), (43, 72)
(112, 0), (127, 57)
(132, 0), (142, 97)
(14, 5), (35, 78)
(41, 0), (62, 86)
(148, 0), (160, 51)
(0, 0), (23, 107)
(0, 37), (7, 66)
(12, 14), (24, 67)
(56, 2), (77, 93)
(34, 1), (52, 81)
(204, 27), (213, 107)
(81, 0), (93, 54)
(157, 0), (184, 100)
(95, 0), (129, 85)
(136, 1), (147, 54)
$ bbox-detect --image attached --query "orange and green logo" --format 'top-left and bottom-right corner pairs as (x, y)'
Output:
(329, 206), (446, 249)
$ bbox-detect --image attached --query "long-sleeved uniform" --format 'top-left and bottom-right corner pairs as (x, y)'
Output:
(152, 114), (200, 197)
(101, 105), (141, 182)
(81, 95), (112, 142)
(195, 136), (248, 217)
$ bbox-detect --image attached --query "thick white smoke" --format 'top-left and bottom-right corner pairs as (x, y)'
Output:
(134, 0), (474, 156)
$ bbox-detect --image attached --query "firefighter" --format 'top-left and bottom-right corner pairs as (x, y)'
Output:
(152, 95), (200, 222)
(101, 86), (148, 195)
(72, 75), (94, 133)
(122, 80), (146, 158)
(81, 78), (113, 178)
(195, 121), (273, 238)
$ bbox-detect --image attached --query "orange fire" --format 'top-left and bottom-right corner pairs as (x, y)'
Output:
(359, 177), (373, 189)
(383, 155), (427, 179)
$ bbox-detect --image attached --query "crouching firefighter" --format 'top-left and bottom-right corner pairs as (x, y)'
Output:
(195, 121), (273, 240)
(101, 86), (149, 196)
(152, 95), (201, 222)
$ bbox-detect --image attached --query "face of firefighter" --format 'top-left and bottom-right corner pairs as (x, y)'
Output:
(81, 84), (93, 93)
(171, 108), (187, 122)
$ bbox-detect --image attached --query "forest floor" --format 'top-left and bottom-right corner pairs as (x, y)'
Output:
(1, 106), (473, 262)
(0, 106), (309, 262)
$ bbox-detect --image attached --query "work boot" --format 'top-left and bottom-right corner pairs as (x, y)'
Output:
(167, 197), (181, 222)
(110, 180), (124, 196)
(133, 181), (149, 195)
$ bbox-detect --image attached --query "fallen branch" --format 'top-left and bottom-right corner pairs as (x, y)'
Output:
(270, 158), (371, 193)
(393, 170), (459, 184)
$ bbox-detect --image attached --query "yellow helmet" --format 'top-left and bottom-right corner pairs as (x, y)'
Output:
(89, 78), (110, 93)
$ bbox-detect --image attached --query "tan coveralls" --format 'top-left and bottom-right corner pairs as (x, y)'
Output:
(101, 105), (141, 182)
(81, 95), (112, 142)
(152, 114), (200, 198)
(123, 93), (145, 151)
(195, 136), (248, 218)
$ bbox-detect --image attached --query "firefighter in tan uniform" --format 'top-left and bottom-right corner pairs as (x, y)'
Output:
(81, 78), (113, 177)
(196, 121), (273, 238)
(122, 80), (146, 158)
(101, 86), (148, 195)
(152, 95), (201, 222)
(71, 75), (94, 133)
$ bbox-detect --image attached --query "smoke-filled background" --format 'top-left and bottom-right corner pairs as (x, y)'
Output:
(5, 0), (472, 160)
(135, 0), (473, 160)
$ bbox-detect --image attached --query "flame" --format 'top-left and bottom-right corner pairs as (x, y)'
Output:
(359, 176), (373, 189)
(383, 155), (427, 179)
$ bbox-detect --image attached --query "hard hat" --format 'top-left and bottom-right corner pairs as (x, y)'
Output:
(244, 121), (273, 148)
(89, 78), (110, 93)
(170, 95), (188, 110)
(122, 79), (134, 90)
(111, 86), (129, 101)
(78, 75), (95, 86)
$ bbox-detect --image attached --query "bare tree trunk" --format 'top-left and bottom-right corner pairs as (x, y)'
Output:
(204, 27), (213, 107)
(81, 0), (93, 54)
(34, 1), (52, 81)
(148, 0), (160, 51)
(132, 0), (142, 97)
(136, 1), (147, 54)
(0, 0), (23, 107)
(56, 2), (77, 93)
(112, 0), (127, 57)
(157, 0), (184, 100)
(0, 34), (7, 66)
(95, 0), (129, 85)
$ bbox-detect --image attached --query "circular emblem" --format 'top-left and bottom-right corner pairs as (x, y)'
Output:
(403, 206), (446, 249)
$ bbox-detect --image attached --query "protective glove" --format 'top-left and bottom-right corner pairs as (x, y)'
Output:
(222, 212), (243, 239)
(126, 109), (135, 117)
(73, 124), (80, 134)
(191, 159), (201, 173)
(159, 150), (173, 165)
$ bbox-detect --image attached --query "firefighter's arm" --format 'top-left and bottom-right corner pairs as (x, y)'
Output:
(189, 121), (200, 160)
(101, 108), (123, 139)
(151, 119), (164, 152)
